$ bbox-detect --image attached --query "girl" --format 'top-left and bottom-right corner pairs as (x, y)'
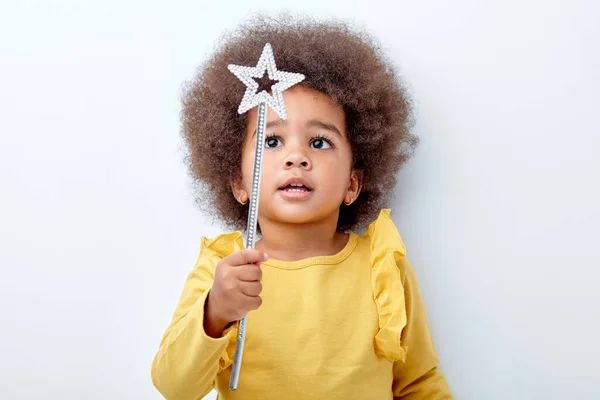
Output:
(151, 15), (453, 400)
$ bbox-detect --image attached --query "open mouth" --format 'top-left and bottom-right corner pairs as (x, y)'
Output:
(279, 183), (313, 193)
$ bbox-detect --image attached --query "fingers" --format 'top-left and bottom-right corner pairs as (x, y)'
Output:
(238, 280), (262, 297)
(230, 288), (262, 315)
(225, 249), (269, 267)
(212, 249), (267, 320)
(236, 264), (262, 282)
(244, 295), (262, 311)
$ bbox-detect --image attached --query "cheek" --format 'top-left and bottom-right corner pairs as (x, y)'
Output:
(242, 157), (254, 188)
(330, 154), (353, 190)
(241, 142), (273, 189)
(321, 159), (351, 187)
(240, 145), (255, 188)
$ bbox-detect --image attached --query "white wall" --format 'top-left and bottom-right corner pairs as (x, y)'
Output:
(1, 1), (598, 399)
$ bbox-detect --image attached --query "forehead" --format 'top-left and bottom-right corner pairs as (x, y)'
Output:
(245, 86), (347, 135)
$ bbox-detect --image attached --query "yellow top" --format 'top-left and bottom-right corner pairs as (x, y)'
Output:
(151, 209), (452, 399)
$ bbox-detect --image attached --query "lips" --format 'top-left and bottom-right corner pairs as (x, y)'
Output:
(278, 177), (313, 192)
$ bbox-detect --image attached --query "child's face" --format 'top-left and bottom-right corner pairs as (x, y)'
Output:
(234, 86), (361, 229)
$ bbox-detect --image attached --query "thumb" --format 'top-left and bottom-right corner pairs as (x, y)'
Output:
(226, 248), (269, 267)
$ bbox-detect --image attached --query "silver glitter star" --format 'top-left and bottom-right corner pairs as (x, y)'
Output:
(227, 43), (305, 119)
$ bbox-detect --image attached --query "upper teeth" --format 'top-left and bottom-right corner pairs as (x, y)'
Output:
(290, 183), (304, 187)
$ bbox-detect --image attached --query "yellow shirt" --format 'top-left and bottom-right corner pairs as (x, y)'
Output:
(151, 209), (452, 399)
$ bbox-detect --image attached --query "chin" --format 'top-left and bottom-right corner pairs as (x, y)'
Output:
(262, 202), (339, 225)
(272, 210), (317, 224)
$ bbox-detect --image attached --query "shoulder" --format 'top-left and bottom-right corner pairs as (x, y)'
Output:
(197, 231), (244, 262)
(354, 209), (409, 282)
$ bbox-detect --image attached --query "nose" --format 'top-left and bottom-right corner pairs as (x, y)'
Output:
(284, 150), (311, 170)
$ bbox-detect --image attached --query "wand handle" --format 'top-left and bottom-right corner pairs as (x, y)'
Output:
(229, 102), (267, 391)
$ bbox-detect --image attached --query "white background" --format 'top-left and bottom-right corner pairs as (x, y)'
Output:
(1, 0), (598, 399)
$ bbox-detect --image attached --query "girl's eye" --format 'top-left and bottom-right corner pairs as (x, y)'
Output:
(310, 137), (333, 149)
(265, 136), (283, 148)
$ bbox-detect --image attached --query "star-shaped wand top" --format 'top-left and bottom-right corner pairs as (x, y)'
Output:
(227, 43), (305, 120)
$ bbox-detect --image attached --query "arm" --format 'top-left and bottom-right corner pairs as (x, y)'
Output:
(151, 250), (232, 400)
(393, 258), (453, 399)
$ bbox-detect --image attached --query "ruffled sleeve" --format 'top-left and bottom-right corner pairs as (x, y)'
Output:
(201, 231), (245, 259)
(366, 209), (408, 363)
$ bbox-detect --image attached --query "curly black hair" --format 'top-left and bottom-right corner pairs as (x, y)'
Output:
(181, 14), (417, 232)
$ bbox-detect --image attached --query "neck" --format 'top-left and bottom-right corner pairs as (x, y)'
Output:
(255, 213), (348, 262)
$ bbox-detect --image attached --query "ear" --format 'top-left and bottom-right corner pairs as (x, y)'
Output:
(230, 175), (248, 205)
(343, 169), (363, 205)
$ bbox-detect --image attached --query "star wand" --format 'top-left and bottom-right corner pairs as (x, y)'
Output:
(227, 43), (305, 390)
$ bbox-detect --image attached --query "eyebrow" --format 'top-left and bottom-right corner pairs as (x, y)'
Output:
(306, 119), (343, 138)
(252, 119), (343, 138)
(253, 119), (285, 137)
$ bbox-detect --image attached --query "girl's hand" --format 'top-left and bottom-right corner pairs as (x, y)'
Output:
(204, 249), (268, 337)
